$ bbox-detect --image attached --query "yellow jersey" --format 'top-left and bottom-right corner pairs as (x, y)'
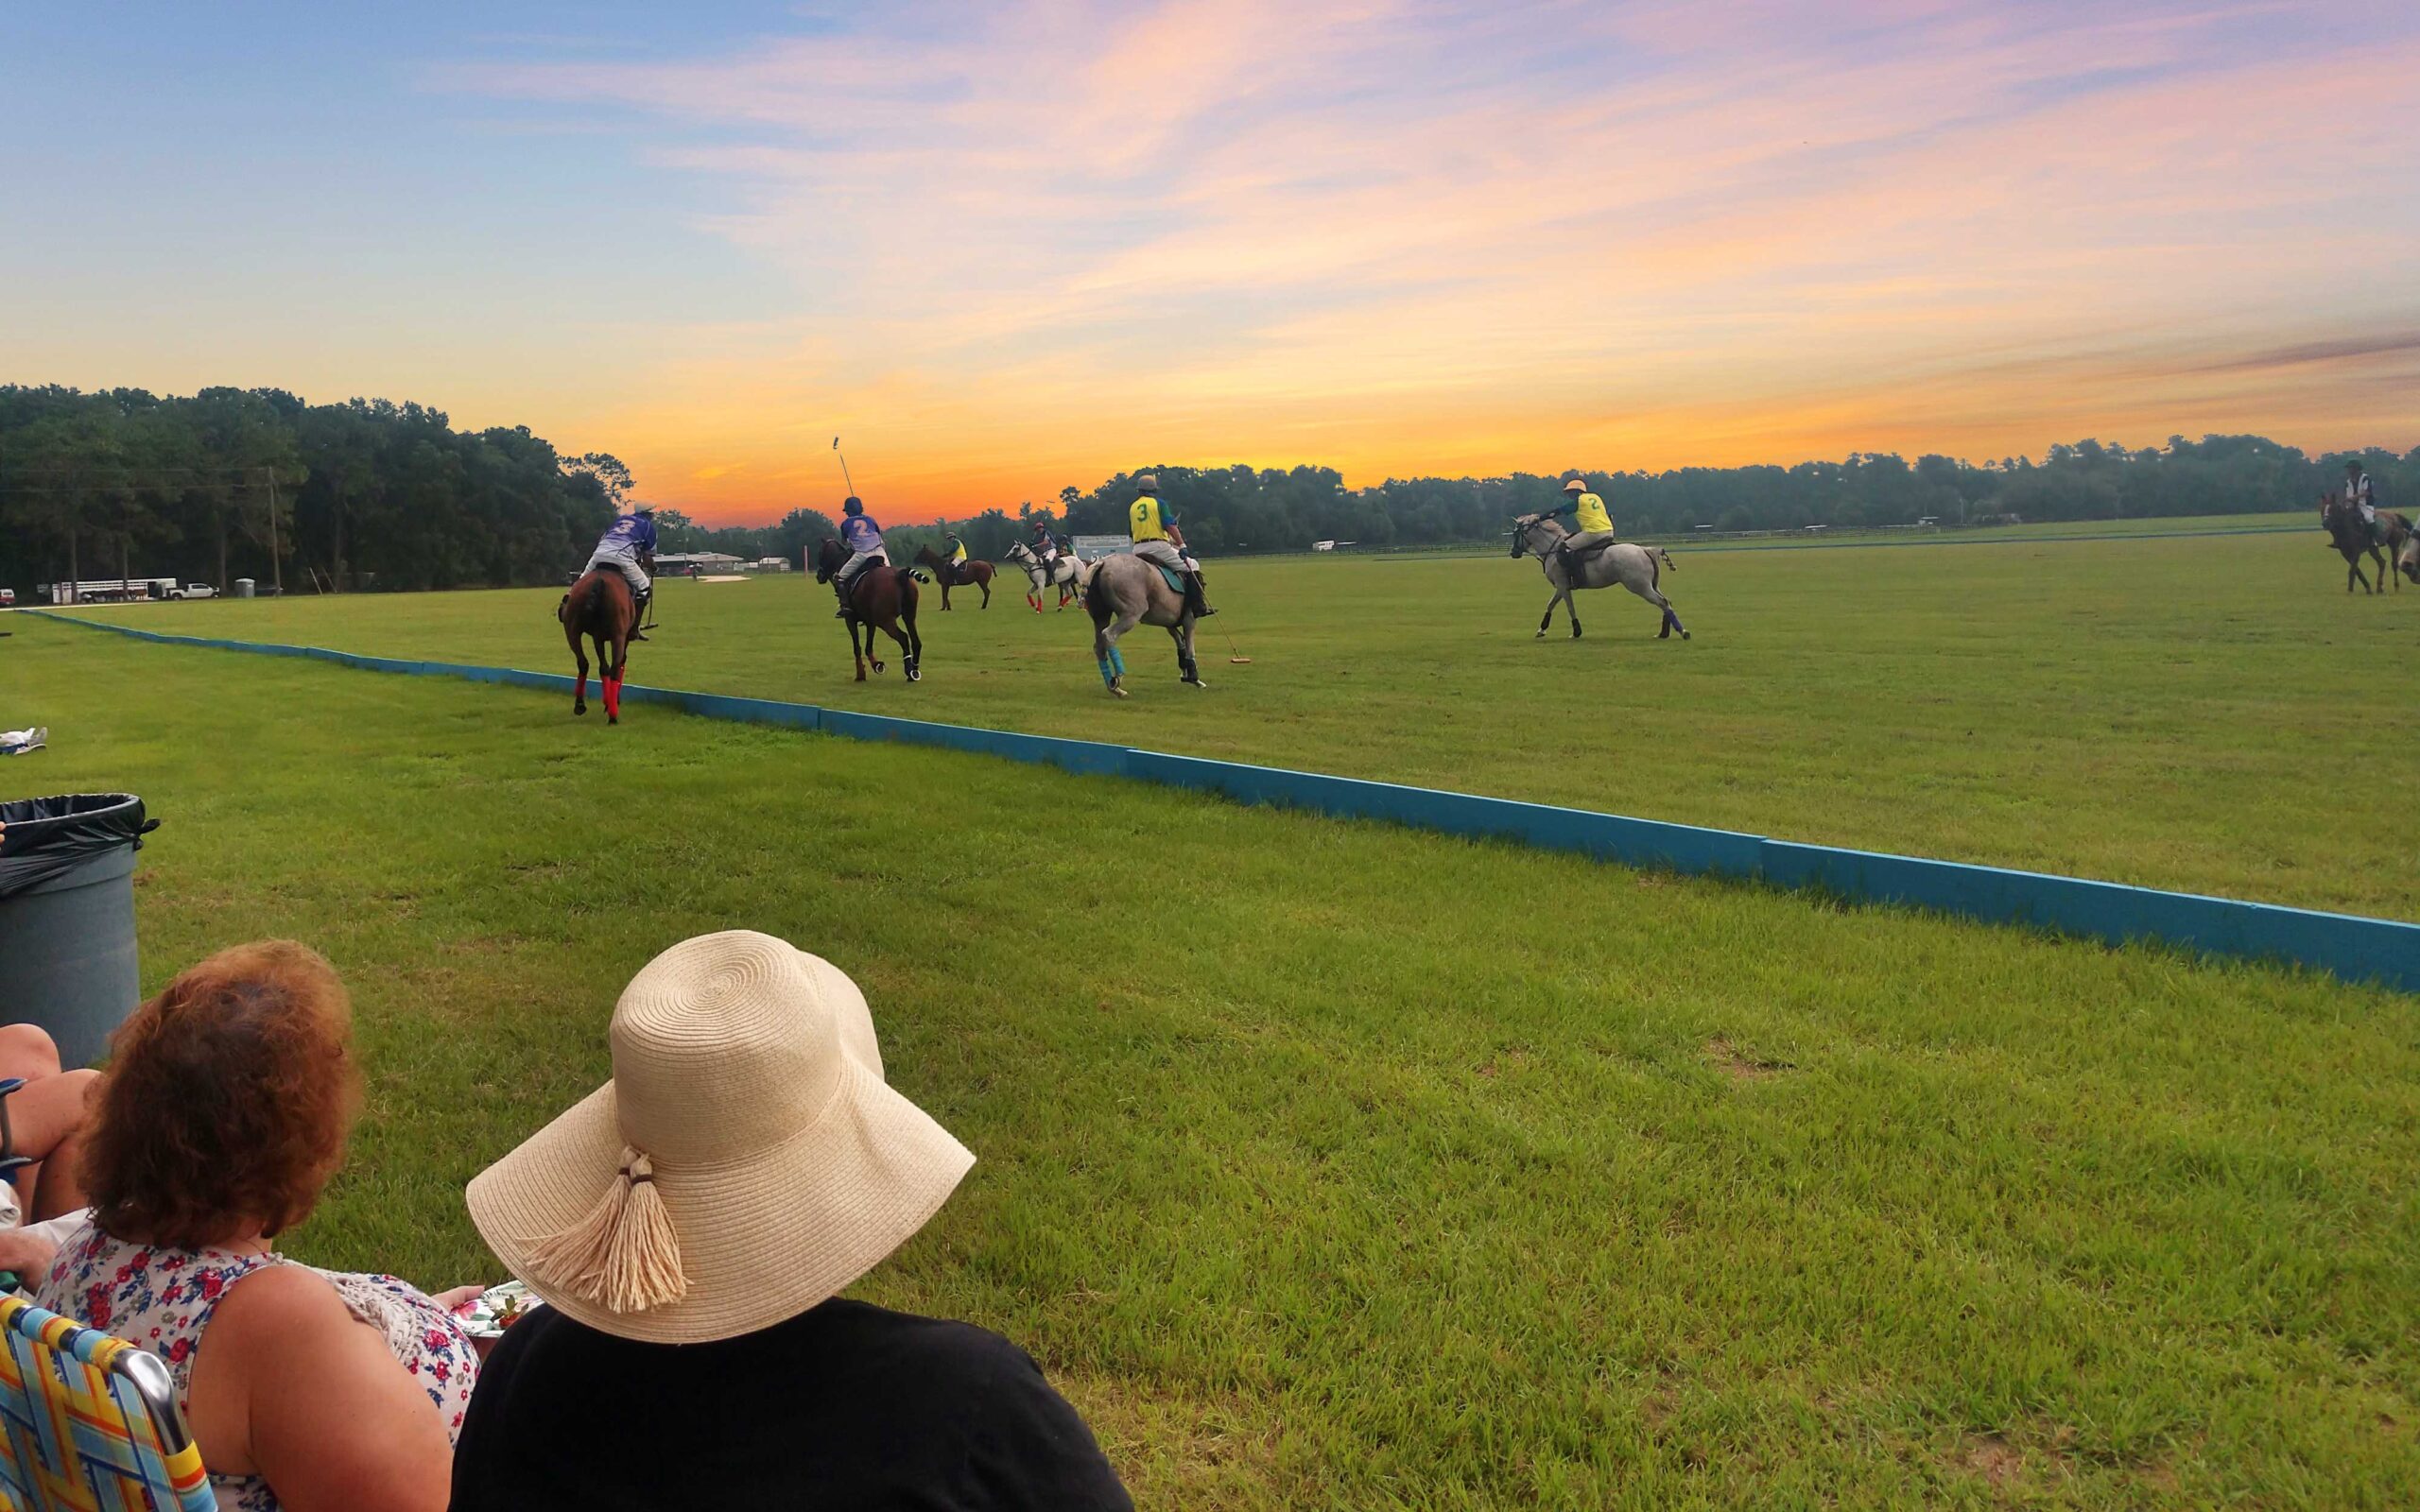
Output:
(1131, 496), (1171, 541)
(1571, 490), (1612, 534)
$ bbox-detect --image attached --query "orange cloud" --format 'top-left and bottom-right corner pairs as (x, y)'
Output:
(433, 2), (2420, 523)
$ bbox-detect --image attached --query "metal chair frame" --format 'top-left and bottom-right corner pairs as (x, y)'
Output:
(0, 1295), (215, 1511)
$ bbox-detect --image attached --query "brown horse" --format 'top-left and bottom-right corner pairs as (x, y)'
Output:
(2320, 491), (2411, 594)
(814, 538), (924, 681)
(559, 568), (636, 722)
(912, 545), (994, 610)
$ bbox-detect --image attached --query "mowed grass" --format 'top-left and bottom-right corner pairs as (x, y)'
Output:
(70, 513), (2419, 920)
(7, 613), (2417, 1508)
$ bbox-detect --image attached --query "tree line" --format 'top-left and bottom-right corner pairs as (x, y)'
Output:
(5, 384), (2409, 597)
(0, 385), (631, 597)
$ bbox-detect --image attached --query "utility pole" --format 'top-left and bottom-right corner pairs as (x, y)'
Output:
(263, 467), (285, 594)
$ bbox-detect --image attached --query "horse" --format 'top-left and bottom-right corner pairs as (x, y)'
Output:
(559, 568), (637, 722)
(1003, 541), (1086, 612)
(1084, 551), (1203, 696)
(912, 545), (994, 610)
(2319, 491), (2410, 594)
(1509, 514), (1689, 641)
(812, 539), (925, 682)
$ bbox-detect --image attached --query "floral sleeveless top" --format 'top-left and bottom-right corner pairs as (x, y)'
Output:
(34, 1220), (478, 1512)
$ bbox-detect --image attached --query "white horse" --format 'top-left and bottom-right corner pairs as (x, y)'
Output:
(1510, 514), (1690, 641)
(1003, 541), (1086, 612)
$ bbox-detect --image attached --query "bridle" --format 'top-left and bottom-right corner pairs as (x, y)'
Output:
(1508, 517), (1555, 558)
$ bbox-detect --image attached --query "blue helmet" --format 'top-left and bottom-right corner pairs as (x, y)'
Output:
(843, 496), (864, 516)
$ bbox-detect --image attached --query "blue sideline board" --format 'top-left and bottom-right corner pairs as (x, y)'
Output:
(32, 611), (2420, 995)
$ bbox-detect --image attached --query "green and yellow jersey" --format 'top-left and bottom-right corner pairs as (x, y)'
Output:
(1131, 495), (1176, 541)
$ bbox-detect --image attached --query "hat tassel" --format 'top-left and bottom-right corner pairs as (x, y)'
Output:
(526, 1146), (688, 1314)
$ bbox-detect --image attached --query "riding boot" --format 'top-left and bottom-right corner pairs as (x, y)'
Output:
(631, 593), (651, 640)
(833, 577), (853, 618)
(1184, 571), (1217, 618)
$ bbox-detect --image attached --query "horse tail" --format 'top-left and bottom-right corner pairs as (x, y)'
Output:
(566, 572), (609, 627)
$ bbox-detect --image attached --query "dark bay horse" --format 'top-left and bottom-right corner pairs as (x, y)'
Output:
(2320, 491), (2411, 594)
(560, 568), (636, 722)
(814, 539), (924, 681)
(912, 545), (994, 610)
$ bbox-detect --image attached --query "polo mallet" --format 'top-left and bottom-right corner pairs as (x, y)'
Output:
(1201, 568), (1250, 662)
(833, 435), (856, 497)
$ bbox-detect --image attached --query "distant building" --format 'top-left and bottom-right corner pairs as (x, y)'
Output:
(656, 552), (746, 575)
(748, 557), (791, 573)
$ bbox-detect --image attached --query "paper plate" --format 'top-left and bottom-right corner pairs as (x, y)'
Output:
(455, 1280), (546, 1339)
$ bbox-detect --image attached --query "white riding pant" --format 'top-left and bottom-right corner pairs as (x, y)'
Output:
(1132, 540), (1192, 575)
(585, 547), (649, 599)
(837, 548), (887, 592)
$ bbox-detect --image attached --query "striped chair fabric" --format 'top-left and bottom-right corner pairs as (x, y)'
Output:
(0, 1296), (214, 1511)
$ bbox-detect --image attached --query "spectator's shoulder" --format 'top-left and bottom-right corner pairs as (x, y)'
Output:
(847, 1302), (1036, 1379)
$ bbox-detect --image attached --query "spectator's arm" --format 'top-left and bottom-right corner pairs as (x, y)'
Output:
(959, 1340), (1133, 1511)
(201, 1264), (454, 1512)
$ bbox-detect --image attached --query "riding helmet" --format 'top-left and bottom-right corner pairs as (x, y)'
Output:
(1563, 476), (1586, 493)
(1135, 473), (1160, 494)
(844, 496), (864, 515)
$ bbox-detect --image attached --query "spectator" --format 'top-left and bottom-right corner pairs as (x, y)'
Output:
(31, 940), (480, 1512)
(451, 930), (1132, 1511)
(0, 1022), (99, 1225)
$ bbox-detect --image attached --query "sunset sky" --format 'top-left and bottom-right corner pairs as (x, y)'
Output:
(6, 2), (2415, 524)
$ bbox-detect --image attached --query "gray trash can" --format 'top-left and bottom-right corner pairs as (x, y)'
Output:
(0, 795), (157, 1068)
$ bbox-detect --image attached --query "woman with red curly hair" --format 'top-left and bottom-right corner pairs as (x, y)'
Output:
(29, 941), (478, 1512)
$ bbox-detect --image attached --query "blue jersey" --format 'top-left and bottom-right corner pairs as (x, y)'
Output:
(596, 513), (658, 556)
(840, 513), (884, 554)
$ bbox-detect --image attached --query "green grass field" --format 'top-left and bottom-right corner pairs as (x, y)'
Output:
(5, 609), (2416, 1508)
(63, 513), (2420, 919)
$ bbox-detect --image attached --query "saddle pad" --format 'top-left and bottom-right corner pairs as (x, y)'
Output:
(1157, 564), (1186, 595)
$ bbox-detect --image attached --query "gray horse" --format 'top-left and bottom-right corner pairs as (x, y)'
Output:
(1511, 514), (1689, 641)
(1003, 541), (1086, 611)
(1084, 552), (1204, 696)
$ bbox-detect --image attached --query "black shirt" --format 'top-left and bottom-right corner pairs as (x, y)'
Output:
(449, 1297), (1134, 1512)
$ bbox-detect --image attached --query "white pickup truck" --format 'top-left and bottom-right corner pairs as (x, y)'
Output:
(167, 583), (218, 600)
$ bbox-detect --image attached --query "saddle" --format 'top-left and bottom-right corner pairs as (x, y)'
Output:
(1152, 563), (1186, 595)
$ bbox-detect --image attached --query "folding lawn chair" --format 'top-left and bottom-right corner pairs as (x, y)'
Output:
(0, 1295), (214, 1511)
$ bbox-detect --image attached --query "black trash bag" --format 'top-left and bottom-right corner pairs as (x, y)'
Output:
(0, 794), (158, 900)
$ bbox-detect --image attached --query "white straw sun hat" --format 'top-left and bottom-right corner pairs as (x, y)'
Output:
(466, 931), (975, 1345)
